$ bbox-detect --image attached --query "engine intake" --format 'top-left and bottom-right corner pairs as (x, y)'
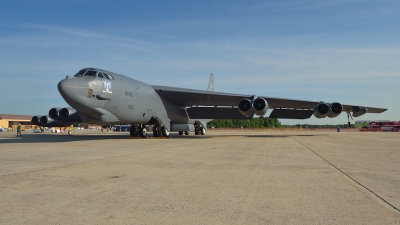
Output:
(238, 97), (269, 117)
(31, 115), (42, 125)
(59, 107), (76, 119)
(327, 102), (343, 118)
(238, 98), (254, 117)
(59, 107), (82, 122)
(313, 102), (330, 118)
(49, 107), (62, 119)
(253, 98), (268, 115)
(40, 116), (53, 125)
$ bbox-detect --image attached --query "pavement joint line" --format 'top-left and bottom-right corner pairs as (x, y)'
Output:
(291, 137), (400, 213)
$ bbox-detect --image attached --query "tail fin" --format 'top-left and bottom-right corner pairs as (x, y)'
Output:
(207, 73), (214, 91)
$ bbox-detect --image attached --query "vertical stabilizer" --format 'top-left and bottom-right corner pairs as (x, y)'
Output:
(207, 73), (214, 91)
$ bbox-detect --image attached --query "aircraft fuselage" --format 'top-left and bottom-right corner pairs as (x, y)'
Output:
(58, 69), (168, 125)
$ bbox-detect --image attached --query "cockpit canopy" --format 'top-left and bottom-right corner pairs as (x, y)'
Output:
(74, 68), (115, 80)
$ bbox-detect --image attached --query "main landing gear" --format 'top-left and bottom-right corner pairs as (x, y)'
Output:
(194, 126), (206, 135)
(130, 124), (148, 138)
(178, 125), (205, 136)
(178, 131), (189, 136)
(152, 125), (170, 138)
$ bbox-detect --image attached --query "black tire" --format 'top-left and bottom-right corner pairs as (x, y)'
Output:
(153, 125), (158, 137)
(185, 131), (189, 135)
(130, 125), (136, 137)
(162, 127), (170, 138)
(68, 130), (72, 135)
(178, 131), (183, 135)
(200, 127), (205, 135)
(195, 128), (199, 135)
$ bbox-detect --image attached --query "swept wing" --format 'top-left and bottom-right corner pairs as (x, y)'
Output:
(152, 85), (387, 119)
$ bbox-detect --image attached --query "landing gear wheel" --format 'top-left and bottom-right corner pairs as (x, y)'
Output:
(153, 125), (158, 137)
(140, 127), (147, 138)
(157, 128), (162, 137)
(185, 131), (189, 135)
(68, 130), (72, 135)
(130, 125), (137, 137)
(179, 131), (183, 135)
(200, 127), (205, 135)
(162, 127), (170, 138)
(195, 128), (199, 135)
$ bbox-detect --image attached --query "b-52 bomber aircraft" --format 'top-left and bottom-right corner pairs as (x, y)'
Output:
(31, 68), (387, 137)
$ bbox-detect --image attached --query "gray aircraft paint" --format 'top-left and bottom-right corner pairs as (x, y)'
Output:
(59, 70), (170, 128)
(34, 67), (387, 137)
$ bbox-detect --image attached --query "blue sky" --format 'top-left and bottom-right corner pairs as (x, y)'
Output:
(1, 0), (399, 125)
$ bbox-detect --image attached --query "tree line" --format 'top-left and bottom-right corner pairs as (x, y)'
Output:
(207, 116), (281, 128)
(207, 117), (355, 129)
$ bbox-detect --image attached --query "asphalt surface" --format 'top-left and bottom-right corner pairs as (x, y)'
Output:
(0, 130), (399, 224)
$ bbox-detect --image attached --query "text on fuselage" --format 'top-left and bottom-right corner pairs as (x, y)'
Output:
(125, 91), (133, 97)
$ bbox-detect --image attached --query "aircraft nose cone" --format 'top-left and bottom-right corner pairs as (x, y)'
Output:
(58, 77), (89, 103)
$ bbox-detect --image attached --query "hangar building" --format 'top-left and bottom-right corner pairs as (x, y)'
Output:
(0, 114), (34, 131)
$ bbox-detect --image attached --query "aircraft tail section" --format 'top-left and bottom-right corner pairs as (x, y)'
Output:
(207, 73), (214, 91)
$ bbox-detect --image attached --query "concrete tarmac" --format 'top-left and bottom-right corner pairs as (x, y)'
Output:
(0, 130), (399, 224)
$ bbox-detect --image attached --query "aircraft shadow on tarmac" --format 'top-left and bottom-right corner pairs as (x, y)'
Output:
(0, 133), (327, 144)
(0, 133), (213, 144)
(246, 134), (327, 138)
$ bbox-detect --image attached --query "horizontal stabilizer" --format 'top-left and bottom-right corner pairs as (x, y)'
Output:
(269, 109), (313, 119)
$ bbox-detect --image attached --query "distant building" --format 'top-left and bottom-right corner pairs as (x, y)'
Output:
(0, 114), (33, 130)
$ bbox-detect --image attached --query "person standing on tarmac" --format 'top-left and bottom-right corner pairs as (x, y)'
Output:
(17, 123), (22, 137)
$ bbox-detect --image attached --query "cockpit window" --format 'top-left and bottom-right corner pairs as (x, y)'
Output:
(74, 69), (87, 77)
(102, 73), (110, 80)
(107, 74), (115, 80)
(97, 73), (104, 79)
(84, 70), (97, 77)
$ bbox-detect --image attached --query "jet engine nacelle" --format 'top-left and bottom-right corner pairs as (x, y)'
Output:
(49, 107), (62, 120)
(40, 115), (53, 125)
(31, 115), (43, 125)
(238, 98), (254, 117)
(313, 102), (331, 118)
(238, 97), (269, 117)
(353, 107), (367, 117)
(327, 102), (343, 118)
(59, 107), (82, 122)
(253, 98), (268, 115)
(59, 107), (76, 119)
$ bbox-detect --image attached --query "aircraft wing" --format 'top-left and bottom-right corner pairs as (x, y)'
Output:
(152, 85), (387, 119)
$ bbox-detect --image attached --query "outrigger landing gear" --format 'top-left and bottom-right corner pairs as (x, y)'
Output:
(130, 124), (148, 138)
(346, 110), (353, 128)
(194, 123), (206, 136)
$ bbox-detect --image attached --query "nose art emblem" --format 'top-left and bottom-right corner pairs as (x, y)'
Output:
(103, 81), (112, 93)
